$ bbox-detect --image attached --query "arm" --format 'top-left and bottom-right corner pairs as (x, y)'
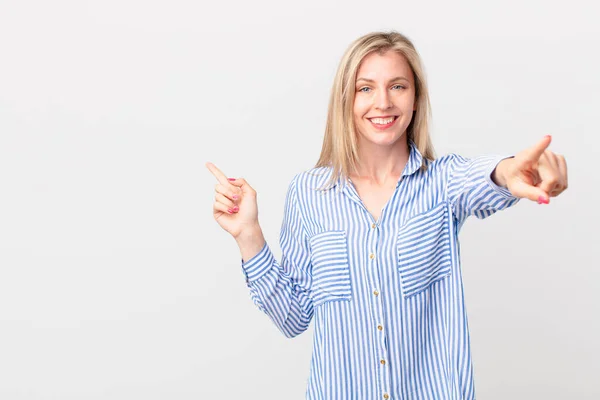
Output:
(237, 175), (313, 338)
(446, 153), (521, 226)
(491, 160), (510, 188)
(447, 136), (568, 227)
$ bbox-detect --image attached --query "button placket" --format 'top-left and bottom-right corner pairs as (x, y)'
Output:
(365, 216), (391, 400)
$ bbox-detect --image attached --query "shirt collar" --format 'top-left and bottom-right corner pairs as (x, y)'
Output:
(401, 139), (424, 178)
(332, 140), (424, 191)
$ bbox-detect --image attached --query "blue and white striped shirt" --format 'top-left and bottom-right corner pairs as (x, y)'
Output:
(241, 141), (519, 400)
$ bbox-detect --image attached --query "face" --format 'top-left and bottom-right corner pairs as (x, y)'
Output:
(353, 50), (416, 149)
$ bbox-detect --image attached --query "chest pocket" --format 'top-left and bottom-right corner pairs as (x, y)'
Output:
(397, 202), (453, 298)
(308, 230), (352, 307)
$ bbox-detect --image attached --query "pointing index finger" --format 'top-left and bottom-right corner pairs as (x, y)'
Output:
(523, 135), (552, 162)
(205, 162), (229, 185)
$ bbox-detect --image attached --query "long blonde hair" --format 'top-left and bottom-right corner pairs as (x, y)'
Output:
(314, 31), (435, 190)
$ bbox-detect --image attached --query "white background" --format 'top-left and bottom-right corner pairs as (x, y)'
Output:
(1, 0), (599, 399)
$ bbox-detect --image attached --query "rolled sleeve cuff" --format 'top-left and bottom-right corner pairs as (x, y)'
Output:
(484, 155), (519, 200)
(241, 242), (273, 283)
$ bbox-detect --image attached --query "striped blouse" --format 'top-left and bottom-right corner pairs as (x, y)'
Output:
(240, 141), (519, 400)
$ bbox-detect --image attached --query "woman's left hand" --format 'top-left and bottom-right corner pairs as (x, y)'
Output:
(493, 135), (568, 204)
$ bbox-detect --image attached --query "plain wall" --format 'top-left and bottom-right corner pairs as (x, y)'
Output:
(1, 0), (598, 399)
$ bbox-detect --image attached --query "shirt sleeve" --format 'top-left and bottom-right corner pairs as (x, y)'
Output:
(446, 154), (520, 226)
(240, 174), (313, 338)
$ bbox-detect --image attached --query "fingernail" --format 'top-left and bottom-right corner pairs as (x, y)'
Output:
(545, 135), (552, 139)
(232, 195), (239, 200)
(537, 196), (549, 204)
(228, 178), (236, 181)
(232, 206), (239, 212)
(227, 208), (234, 214)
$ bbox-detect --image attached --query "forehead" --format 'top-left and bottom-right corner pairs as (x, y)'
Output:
(356, 50), (413, 82)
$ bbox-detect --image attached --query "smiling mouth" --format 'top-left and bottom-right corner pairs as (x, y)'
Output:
(368, 116), (398, 129)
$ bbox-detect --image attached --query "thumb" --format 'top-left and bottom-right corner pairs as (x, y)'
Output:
(227, 177), (255, 195)
(521, 135), (552, 162)
(510, 179), (550, 204)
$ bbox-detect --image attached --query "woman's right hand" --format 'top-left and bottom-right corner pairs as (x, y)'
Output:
(206, 162), (259, 239)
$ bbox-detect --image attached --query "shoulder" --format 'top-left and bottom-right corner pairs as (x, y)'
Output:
(412, 154), (458, 175)
(426, 153), (468, 173)
(290, 166), (336, 193)
(430, 153), (465, 165)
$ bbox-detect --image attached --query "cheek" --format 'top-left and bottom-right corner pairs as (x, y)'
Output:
(393, 92), (415, 109)
(406, 91), (417, 110)
(353, 98), (369, 120)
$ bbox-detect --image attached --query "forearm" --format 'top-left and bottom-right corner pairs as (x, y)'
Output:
(240, 240), (313, 338)
(235, 224), (266, 263)
(237, 175), (314, 338)
(447, 154), (520, 224)
(491, 158), (510, 188)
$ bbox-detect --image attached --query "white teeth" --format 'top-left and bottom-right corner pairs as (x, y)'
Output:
(370, 117), (395, 124)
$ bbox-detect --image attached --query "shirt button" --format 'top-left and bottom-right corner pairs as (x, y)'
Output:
(371, 223), (376, 228)
(377, 324), (383, 331)
(369, 253), (375, 260)
(373, 290), (379, 296)
(380, 359), (386, 365)
(383, 394), (390, 399)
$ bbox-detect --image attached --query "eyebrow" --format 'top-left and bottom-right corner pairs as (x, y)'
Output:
(356, 77), (410, 83)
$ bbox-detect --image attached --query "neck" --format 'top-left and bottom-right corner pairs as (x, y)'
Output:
(351, 135), (410, 186)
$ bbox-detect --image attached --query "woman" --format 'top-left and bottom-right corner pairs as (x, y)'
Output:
(206, 31), (567, 400)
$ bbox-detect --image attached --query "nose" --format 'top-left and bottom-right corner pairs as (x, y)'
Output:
(375, 89), (392, 110)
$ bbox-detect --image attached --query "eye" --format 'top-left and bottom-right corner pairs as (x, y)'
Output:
(357, 87), (371, 93)
(392, 84), (406, 90)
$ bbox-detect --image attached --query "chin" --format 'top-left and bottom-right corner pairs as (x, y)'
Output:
(370, 128), (405, 140)
(363, 134), (403, 147)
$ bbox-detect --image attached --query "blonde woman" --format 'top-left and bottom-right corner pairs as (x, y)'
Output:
(206, 31), (567, 400)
